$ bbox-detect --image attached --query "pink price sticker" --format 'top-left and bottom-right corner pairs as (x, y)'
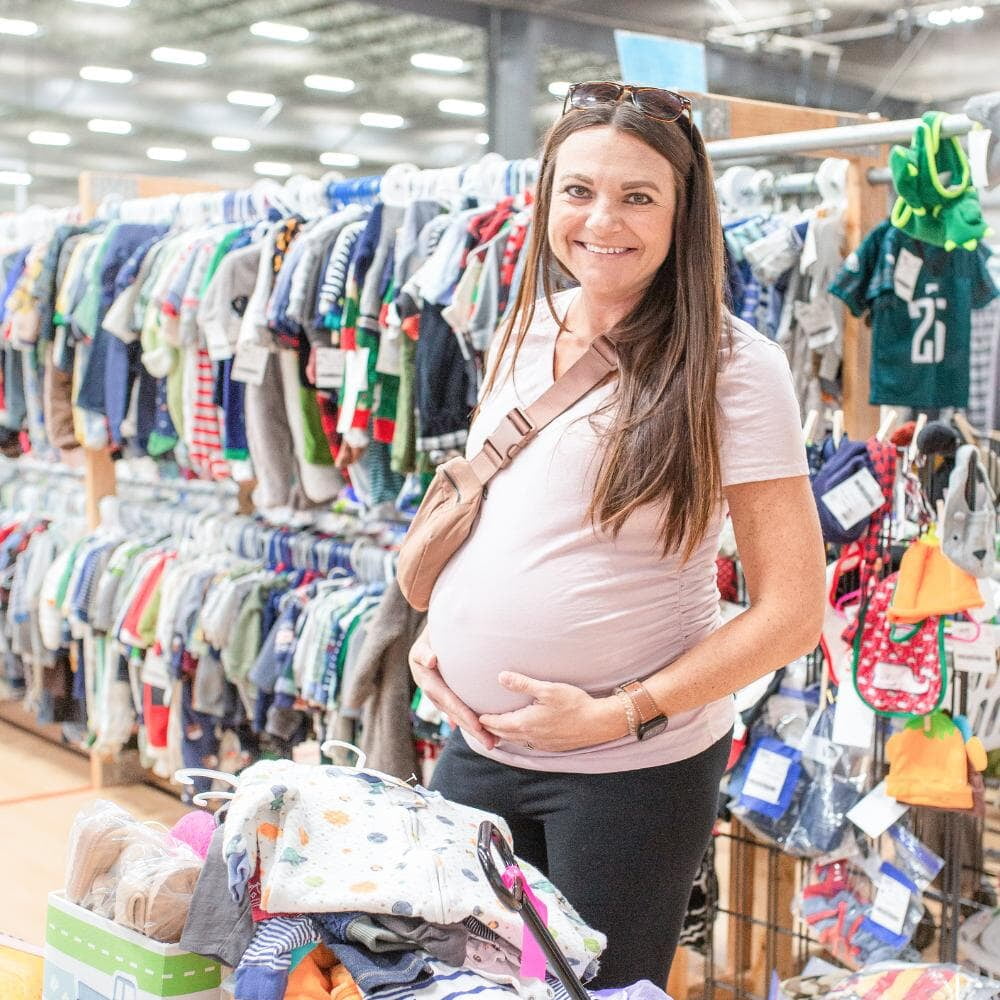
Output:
(501, 865), (549, 981)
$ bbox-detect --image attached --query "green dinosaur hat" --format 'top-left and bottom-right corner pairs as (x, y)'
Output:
(890, 111), (991, 251)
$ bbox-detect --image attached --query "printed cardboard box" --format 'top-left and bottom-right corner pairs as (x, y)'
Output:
(43, 892), (221, 1000)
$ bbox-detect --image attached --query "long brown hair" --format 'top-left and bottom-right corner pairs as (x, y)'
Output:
(482, 102), (729, 560)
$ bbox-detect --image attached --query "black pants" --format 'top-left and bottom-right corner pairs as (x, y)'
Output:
(431, 730), (731, 990)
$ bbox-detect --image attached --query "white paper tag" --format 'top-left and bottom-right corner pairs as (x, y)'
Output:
(893, 246), (923, 302)
(872, 660), (932, 693)
(315, 348), (346, 389)
(231, 343), (270, 386)
(870, 871), (911, 935)
(969, 128), (993, 191)
(204, 322), (234, 362)
(948, 622), (1000, 675)
(821, 467), (884, 531)
(742, 747), (793, 805)
(847, 779), (909, 839)
(795, 299), (838, 349)
(833, 678), (876, 749)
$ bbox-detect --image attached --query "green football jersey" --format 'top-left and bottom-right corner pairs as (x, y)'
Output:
(829, 220), (998, 408)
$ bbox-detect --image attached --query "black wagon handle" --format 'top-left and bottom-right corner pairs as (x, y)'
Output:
(476, 821), (592, 1000)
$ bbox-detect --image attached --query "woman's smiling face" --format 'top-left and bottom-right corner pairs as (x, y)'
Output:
(547, 124), (678, 308)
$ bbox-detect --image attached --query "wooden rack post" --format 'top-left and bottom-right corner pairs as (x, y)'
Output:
(688, 92), (887, 442)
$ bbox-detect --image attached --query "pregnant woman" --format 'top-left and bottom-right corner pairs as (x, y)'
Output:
(409, 82), (825, 988)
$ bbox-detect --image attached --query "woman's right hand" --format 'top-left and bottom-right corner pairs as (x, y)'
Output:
(409, 626), (498, 750)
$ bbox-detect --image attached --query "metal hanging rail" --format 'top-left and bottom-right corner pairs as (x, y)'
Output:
(706, 113), (974, 161)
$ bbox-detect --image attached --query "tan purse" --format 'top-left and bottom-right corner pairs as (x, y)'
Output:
(397, 334), (619, 610)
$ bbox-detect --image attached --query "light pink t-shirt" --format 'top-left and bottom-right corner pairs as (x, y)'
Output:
(427, 290), (808, 773)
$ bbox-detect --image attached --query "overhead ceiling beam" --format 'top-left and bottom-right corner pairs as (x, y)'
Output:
(365, 0), (918, 116)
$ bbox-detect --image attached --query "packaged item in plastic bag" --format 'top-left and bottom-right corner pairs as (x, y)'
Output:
(821, 962), (1000, 999)
(64, 799), (204, 943)
(793, 825), (943, 969)
(729, 691), (871, 858)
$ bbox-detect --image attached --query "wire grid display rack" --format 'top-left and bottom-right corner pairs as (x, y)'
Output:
(693, 654), (999, 1000)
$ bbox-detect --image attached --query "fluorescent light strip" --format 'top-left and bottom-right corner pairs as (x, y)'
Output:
(254, 161), (292, 177)
(147, 146), (186, 162)
(80, 65), (134, 84)
(88, 118), (132, 134)
(212, 136), (251, 152)
(359, 112), (404, 129)
(0, 18), (39, 36)
(250, 21), (309, 42)
(304, 74), (355, 93)
(72, 0), (131, 6)
(151, 46), (207, 66)
(28, 130), (71, 146)
(320, 151), (360, 168)
(438, 98), (485, 117)
(227, 89), (276, 107)
(410, 52), (466, 73)
(548, 81), (571, 98)
(0, 171), (32, 186)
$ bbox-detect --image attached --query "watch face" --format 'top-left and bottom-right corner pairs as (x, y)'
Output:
(637, 716), (668, 741)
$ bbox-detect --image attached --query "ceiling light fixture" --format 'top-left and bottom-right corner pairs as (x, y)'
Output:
(72, 0), (131, 7)
(28, 129), (71, 146)
(227, 89), (276, 107)
(548, 81), (571, 98)
(0, 18), (39, 36)
(254, 161), (293, 177)
(0, 171), (32, 186)
(410, 52), (466, 73)
(88, 118), (132, 134)
(475, 132), (490, 146)
(151, 46), (207, 66)
(212, 136), (251, 152)
(359, 111), (404, 129)
(320, 151), (360, 168)
(304, 74), (355, 93)
(80, 65), (134, 84)
(250, 21), (309, 43)
(438, 98), (485, 117)
(925, 3), (983, 23)
(147, 146), (186, 162)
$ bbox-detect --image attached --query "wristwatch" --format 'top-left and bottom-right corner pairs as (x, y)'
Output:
(616, 680), (669, 741)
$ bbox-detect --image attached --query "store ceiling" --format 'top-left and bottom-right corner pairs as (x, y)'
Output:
(0, 0), (996, 209)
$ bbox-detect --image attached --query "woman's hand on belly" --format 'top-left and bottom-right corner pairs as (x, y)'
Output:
(479, 672), (629, 752)
(409, 626), (499, 750)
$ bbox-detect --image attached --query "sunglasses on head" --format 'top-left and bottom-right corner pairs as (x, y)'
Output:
(562, 81), (693, 127)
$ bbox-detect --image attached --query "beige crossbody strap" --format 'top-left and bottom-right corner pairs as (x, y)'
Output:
(468, 334), (618, 485)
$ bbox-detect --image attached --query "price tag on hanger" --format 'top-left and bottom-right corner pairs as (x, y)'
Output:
(847, 779), (909, 839)
(893, 247), (923, 302)
(832, 678), (876, 748)
(205, 322), (234, 362)
(870, 868), (912, 936)
(968, 128), (993, 191)
(947, 622), (1000, 675)
(820, 467), (884, 532)
(315, 348), (346, 390)
(231, 343), (270, 387)
(795, 299), (838, 350)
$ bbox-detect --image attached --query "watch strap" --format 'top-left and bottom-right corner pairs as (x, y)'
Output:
(619, 680), (663, 725)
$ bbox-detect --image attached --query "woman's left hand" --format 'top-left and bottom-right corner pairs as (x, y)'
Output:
(478, 672), (628, 752)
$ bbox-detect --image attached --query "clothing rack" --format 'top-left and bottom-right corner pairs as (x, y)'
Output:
(705, 112), (973, 162)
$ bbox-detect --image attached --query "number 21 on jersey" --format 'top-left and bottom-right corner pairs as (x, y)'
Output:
(909, 294), (947, 365)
